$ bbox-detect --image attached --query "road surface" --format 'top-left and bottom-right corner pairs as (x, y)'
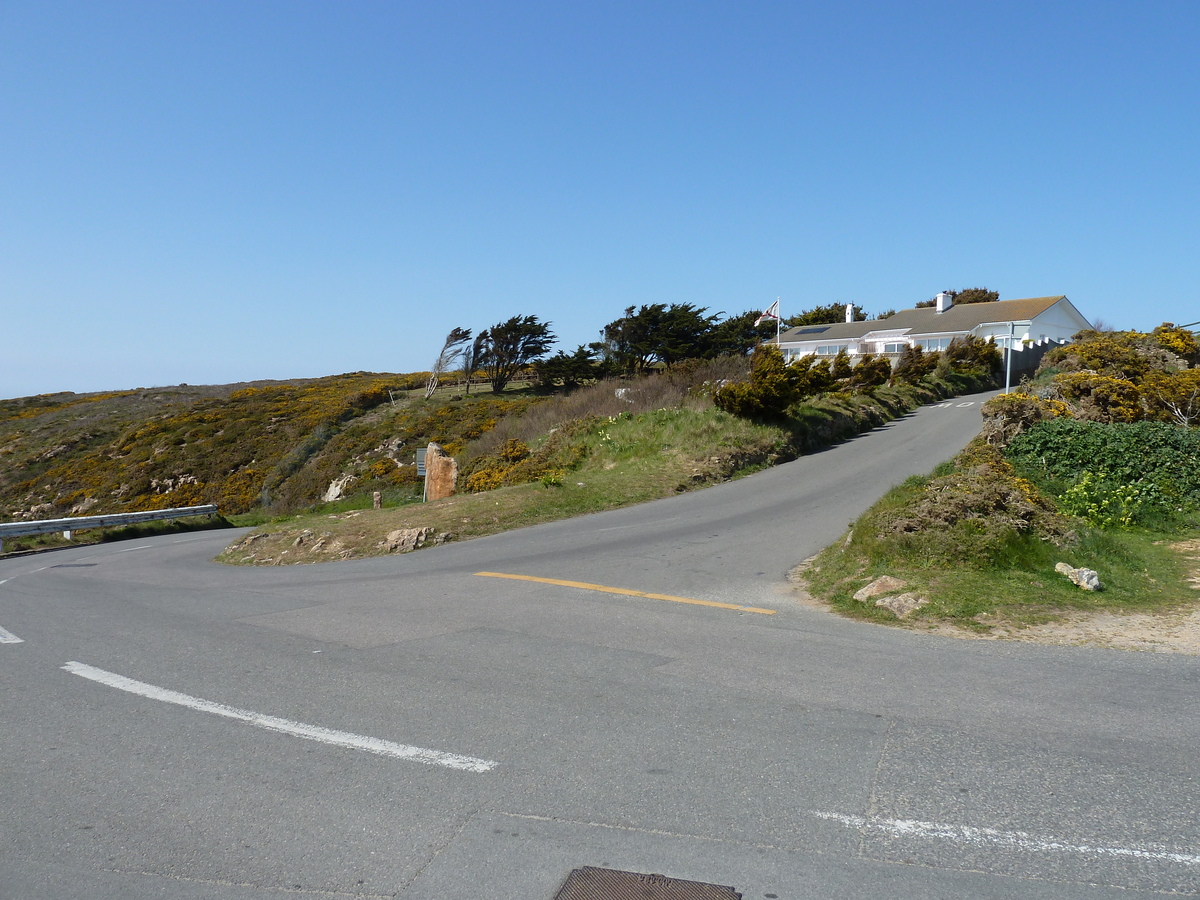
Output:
(2, 391), (1198, 899)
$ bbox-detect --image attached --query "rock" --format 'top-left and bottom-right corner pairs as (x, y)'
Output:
(373, 491), (382, 510)
(384, 527), (433, 553)
(230, 532), (269, 551)
(424, 442), (458, 500)
(70, 497), (98, 516)
(323, 474), (357, 503)
(292, 529), (314, 547)
(875, 592), (929, 618)
(853, 575), (908, 602)
(1055, 562), (1103, 591)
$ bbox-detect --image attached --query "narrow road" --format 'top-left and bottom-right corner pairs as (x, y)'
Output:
(2, 391), (1198, 899)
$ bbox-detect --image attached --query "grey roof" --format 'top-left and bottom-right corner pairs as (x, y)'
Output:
(778, 296), (1069, 343)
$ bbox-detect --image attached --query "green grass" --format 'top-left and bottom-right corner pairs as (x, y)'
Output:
(804, 471), (1200, 631)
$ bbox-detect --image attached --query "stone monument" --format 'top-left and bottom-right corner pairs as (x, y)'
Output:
(424, 442), (458, 501)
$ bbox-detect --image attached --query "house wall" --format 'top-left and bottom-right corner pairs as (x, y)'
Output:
(1030, 300), (1093, 339)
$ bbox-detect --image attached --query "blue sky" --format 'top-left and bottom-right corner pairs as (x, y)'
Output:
(2, 1), (1197, 398)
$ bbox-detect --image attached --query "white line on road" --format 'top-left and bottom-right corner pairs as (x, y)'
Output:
(62, 661), (497, 773)
(0, 624), (23, 644)
(813, 811), (1200, 866)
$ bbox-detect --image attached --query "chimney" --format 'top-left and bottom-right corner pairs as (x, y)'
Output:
(845, 303), (854, 323)
(935, 291), (953, 313)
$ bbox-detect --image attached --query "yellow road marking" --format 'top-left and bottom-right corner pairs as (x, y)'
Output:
(474, 572), (776, 615)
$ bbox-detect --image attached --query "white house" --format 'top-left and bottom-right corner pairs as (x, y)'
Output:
(775, 294), (1092, 377)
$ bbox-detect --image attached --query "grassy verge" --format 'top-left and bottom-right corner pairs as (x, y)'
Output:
(802, 457), (1200, 632)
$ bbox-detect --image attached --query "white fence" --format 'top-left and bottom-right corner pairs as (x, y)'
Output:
(0, 504), (219, 553)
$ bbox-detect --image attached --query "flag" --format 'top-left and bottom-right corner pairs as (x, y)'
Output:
(754, 300), (780, 327)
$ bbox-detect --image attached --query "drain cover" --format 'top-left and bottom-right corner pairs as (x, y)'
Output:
(553, 867), (741, 900)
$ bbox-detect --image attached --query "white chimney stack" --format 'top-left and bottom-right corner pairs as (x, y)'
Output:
(845, 303), (854, 323)
(935, 291), (953, 313)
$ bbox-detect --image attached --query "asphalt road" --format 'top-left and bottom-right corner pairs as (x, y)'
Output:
(3, 390), (1199, 899)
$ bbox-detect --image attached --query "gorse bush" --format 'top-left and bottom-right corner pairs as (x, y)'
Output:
(715, 337), (1001, 422)
(979, 392), (1073, 446)
(463, 428), (589, 492)
(875, 439), (1073, 565)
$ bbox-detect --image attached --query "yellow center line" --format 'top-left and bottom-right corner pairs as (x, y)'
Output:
(474, 571), (776, 615)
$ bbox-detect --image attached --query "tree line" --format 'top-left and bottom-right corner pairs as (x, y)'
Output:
(428, 288), (1008, 395)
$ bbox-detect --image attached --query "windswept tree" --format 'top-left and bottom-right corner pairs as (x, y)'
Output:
(533, 343), (607, 390)
(707, 310), (778, 356)
(425, 327), (472, 399)
(601, 303), (721, 374)
(460, 331), (488, 395)
(480, 315), (556, 392)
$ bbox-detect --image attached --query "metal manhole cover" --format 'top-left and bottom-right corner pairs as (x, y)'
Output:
(553, 867), (741, 900)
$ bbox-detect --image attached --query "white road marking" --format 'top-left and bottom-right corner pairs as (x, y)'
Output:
(117, 545), (153, 553)
(955, 401), (977, 407)
(62, 661), (497, 773)
(0, 625), (23, 644)
(814, 811), (1200, 866)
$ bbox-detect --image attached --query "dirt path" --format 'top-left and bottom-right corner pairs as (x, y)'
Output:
(934, 608), (1200, 654)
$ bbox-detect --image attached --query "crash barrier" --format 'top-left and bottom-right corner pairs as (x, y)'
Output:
(0, 504), (219, 554)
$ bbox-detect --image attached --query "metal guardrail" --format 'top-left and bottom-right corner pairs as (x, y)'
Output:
(0, 504), (219, 553)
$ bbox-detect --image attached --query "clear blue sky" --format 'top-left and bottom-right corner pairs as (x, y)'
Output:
(2, 1), (1197, 399)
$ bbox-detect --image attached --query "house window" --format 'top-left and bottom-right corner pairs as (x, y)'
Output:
(882, 342), (907, 354)
(815, 344), (845, 356)
(917, 337), (952, 352)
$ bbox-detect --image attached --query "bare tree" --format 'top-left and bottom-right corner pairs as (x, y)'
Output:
(425, 327), (472, 399)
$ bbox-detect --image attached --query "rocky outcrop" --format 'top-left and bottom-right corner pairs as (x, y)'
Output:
(384, 527), (432, 552)
(323, 474), (357, 503)
(381, 527), (456, 553)
(425, 442), (458, 500)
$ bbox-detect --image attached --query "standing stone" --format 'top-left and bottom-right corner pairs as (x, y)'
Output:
(373, 491), (382, 510)
(424, 442), (458, 501)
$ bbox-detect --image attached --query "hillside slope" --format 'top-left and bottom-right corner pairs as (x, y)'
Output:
(0, 373), (539, 522)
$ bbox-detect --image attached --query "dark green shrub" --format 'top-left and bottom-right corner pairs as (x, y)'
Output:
(1006, 419), (1200, 515)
